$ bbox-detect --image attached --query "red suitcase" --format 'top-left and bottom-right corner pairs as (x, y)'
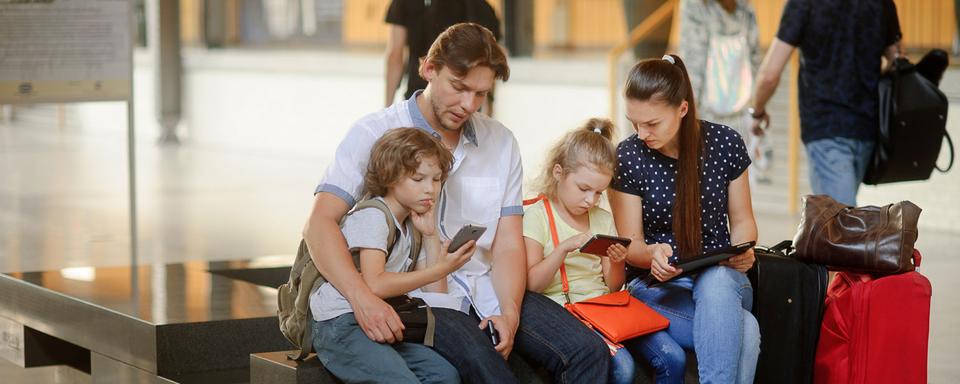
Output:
(814, 250), (931, 384)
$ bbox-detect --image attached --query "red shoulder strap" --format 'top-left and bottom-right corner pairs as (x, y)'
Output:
(525, 195), (572, 304)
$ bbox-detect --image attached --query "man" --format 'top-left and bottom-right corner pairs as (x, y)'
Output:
(750, 0), (902, 206)
(306, 23), (608, 382)
(384, 0), (500, 111)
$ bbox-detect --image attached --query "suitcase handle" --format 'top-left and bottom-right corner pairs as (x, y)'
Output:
(912, 249), (922, 268)
(768, 240), (793, 255)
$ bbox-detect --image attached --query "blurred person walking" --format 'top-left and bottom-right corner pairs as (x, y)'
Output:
(679, 0), (771, 184)
(750, 0), (902, 206)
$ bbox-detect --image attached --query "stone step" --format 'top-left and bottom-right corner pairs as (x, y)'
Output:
(249, 352), (341, 384)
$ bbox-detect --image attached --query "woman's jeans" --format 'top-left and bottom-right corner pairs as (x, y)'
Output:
(624, 265), (761, 384)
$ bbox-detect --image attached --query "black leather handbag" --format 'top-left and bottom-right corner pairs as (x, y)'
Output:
(864, 56), (953, 185)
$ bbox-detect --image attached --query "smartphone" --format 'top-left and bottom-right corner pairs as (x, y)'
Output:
(447, 225), (486, 253)
(578, 234), (632, 256)
(486, 321), (500, 345)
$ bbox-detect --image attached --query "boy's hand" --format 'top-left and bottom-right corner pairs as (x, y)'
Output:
(439, 239), (476, 272)
(606, 243), (628, 263)
(410, 200), (437, 236)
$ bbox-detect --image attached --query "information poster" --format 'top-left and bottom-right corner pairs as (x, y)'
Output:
(0, 0), (132, 103)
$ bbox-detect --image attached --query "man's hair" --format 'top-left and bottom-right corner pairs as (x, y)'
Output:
(364, 128), (454, 197)
(420, 22), (510, 81)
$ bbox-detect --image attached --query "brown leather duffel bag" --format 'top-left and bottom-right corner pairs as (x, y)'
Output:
(793, 195), (921, 275)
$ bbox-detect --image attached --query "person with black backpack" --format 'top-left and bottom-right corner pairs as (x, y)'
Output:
(748, 0), (903, 206)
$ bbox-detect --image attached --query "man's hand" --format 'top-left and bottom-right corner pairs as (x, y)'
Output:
(479, 313), (519, 359)
(720, 248), (755, 273)
(749, 110), (770, 136)
(350, 290), (405, 344)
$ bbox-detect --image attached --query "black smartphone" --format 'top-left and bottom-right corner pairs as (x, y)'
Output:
(447, 225), (486, 253)
(486, 321), (500, 345)
(578, 234), (632, 256)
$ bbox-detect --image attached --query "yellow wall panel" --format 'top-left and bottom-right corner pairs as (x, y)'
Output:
(343, 0), (391, 45)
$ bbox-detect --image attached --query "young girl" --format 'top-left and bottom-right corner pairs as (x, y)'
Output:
(522, 118), (635, 384)
(309, 128), (476, 384)
(609, 54), (760, 384)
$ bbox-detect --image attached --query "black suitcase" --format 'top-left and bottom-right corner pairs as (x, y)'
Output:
(747, 241), (828, 384)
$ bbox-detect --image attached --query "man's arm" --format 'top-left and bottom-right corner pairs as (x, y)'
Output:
(303, 192), (404, 343)
(486, 214), (525, 359)
(750, 38), (795, 133)
(385, 25), (407, 107)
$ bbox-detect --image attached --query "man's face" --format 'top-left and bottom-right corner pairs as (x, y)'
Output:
(422, 63), (495, 131)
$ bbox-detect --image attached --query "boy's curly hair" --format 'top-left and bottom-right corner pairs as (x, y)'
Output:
(364, 128), (453, 197)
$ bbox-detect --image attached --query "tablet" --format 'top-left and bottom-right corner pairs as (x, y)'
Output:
(668, 241), (756, 273)
(578, 234), (632, 256)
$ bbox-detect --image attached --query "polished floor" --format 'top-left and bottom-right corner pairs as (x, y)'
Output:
(1, 50), (958, 382)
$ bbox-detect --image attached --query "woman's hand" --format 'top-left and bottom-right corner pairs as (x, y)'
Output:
(605, 243), (628, 263)
(649, 243), (682, 282)
(720, 247), (755, 273)
(410, 201), (437, 237)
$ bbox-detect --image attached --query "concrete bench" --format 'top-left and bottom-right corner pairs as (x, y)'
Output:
(250, 349), (699, 384)
(0, 260), (294, 383)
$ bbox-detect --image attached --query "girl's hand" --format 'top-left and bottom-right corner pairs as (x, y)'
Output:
(605, 243), (628, 263)
(439, 239), (476, 273)
(720, 248), (755, 273)
(559, 232), (592, 254)
(410, 201), (437, 236)
(649, 244), (682, 282)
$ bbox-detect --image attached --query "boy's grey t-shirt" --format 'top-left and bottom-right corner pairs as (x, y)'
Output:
(309, 199), (418, 321)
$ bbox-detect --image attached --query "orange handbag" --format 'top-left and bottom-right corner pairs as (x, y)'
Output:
(525, 195), (670, 343)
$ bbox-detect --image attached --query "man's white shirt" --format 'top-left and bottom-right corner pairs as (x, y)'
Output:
(315, 91), (523, 318)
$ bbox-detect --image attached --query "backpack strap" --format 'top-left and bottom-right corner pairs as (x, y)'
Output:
(349, 198), (422, 271)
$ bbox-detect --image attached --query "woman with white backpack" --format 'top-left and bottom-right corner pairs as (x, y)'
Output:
(679, 0), (772, 184)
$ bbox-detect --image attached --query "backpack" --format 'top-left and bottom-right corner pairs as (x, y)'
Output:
(277, 198), (422, 360)
(863, 56), (954, 185)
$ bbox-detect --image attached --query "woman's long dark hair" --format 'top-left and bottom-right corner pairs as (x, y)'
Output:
(624, 54), (703, 257)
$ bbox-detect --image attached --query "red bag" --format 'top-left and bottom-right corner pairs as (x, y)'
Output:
(523, 195), (669, 343)
(814, 250), (931, 384)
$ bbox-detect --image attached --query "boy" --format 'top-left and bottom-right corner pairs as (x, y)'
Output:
(310, 128), (476, 383)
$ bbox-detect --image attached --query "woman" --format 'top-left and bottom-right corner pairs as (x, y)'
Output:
(679, 0), (770, 184)
(609, 54), (760, 384)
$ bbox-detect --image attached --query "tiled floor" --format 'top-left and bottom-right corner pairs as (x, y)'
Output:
(1, 50), (957, 382)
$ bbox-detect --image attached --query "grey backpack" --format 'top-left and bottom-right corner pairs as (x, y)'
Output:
(277, 199), (422, 360)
